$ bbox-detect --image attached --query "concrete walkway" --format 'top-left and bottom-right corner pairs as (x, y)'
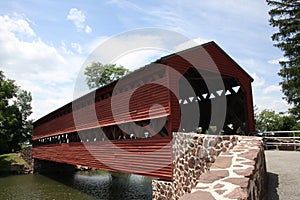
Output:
(265, 150), (300, 200)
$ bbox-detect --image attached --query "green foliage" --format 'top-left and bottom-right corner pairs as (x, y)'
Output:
(255, 109), (298, 132)
(84, 62), (129, 89)
(266, 0), (300, 118)
(0, 153), (29, 172)
(0, 70), (32, 154)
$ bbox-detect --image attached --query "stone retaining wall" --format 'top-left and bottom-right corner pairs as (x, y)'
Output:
(152, 133), (238, 199)
(152, 133), (266, 200)
(20, 146), (33, 167)
(181, 136), (266, 200)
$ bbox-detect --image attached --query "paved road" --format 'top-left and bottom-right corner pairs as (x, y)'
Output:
(265, 150), (300, 200)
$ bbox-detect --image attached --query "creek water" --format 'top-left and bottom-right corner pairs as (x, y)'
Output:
(0, 171), (152, 200)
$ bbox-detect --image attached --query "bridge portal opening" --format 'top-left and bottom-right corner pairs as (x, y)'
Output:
(179, 67), (248, 134)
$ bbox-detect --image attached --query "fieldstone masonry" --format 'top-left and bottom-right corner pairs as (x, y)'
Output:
(20, 146), (33, 167)
(152, 133), (266, 200)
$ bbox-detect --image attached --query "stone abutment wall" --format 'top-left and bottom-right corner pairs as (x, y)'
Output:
(152, 133), (266, 200)
(20, 146), (33, 167)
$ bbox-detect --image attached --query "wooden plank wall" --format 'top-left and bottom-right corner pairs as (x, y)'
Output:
(33, 138), (172, 180)
(33, 75), (170, 140)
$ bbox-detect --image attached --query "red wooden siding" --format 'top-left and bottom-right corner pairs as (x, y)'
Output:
(32, 41), (255, 180)
(165, 65), (181, 133)
(33, 42), (255, 138)
(33, 138), (172, 180)
(33, 70), (170, 140)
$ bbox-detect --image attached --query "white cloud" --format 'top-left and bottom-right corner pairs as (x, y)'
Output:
(146, 8), (185, 31)
(84, 34), (168, 65)
(60, 41), (83, 55)
(84, 33), (211, 68)
(32, 86), (74, 119)
(238, 58), (269, 75)
(85, 35), (211, 72)
(254, 96), (290, 113)
(108, 0), (143, 12)
(67, 8), (85, 30)
(85, 36), (110, 54)
(108, 0), (267, 37)
(85, 25), (92, 33)
(262, 85), (281, 94)
(15, 79), (74, 119)
(174, 38), (211, 52)
(109, 1), (186, 33)
(268, 59), (279, 65)
(0, 14), (35, 37)
(71, 42), (82, 54)
(249, 72), (265, 88)
(113, 49), (166, 71)
(0, 14), (84, 119)
(0, 16), (66, 78)
(250, 77), (289, 113)
(67, 8), (92, 33)
(268, 57), (289, 65)
(61, 40), (73, 55)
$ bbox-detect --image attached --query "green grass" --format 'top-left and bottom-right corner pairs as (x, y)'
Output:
(21, 144), (30, 149)
(0, 153), (29, 172)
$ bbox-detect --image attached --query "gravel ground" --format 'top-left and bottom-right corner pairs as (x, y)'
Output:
(265, 150), (300, 200)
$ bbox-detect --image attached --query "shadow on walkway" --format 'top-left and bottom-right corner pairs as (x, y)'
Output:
(266, 172), (279, 200)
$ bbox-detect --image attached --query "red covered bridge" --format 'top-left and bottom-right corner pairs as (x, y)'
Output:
(32, 41), (255, 181)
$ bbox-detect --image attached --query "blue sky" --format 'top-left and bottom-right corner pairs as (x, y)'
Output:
(0, 0), (289, 120)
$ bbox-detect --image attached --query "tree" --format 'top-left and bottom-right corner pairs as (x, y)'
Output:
(0, 70), (32, 153)
(255, 109), (297, 132)
(256, 109), (281, 132)
(266, 0), (300, 118)
(84, 62), (129, 89)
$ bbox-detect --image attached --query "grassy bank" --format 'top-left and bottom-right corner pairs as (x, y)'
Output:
(0, 152), (31, 174)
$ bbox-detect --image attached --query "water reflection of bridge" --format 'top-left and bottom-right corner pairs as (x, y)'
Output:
(32, 42), (255, 180)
